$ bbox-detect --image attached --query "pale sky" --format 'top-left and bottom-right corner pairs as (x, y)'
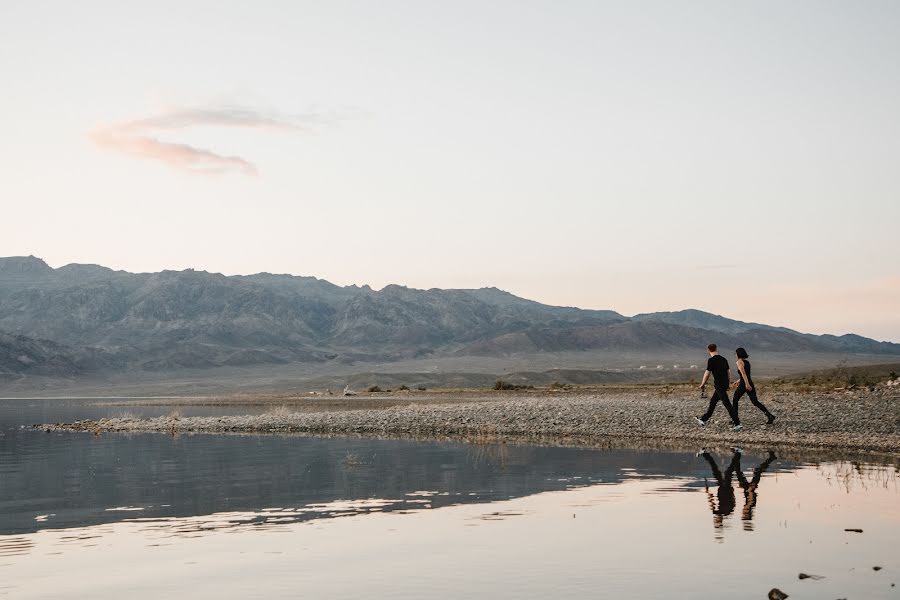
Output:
(1, 1), (898, 341)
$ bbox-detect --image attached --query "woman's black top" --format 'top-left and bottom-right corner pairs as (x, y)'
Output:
(739, 360), (754, 388)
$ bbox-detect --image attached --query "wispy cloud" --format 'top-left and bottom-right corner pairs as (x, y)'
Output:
(89, 106), (324, 176)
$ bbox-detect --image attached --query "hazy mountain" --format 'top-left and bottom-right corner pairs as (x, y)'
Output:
(0, 256), (897, 378)
(0, 330), (116, 378)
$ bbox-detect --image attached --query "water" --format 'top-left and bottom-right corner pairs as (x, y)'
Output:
(1, 399), (898, 599)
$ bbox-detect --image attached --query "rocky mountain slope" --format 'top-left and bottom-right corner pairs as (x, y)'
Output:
(0, 256), (897, 377)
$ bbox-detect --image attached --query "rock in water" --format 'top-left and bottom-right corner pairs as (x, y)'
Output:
(798, 573), (824, 580)
(768, 588), (789, 600)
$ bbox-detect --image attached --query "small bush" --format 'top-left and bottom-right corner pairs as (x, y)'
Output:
(398, 384), (410, 391)
(890, 371), (898, 381)
(494, 380), (534, 391)
(417, 385), (427, 391)
(367, 385), (382, 393)
(266, 405), (293, 417)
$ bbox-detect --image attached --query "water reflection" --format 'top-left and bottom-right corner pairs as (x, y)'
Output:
(700, 449), (777, 536)
(2, 461), (898, 600)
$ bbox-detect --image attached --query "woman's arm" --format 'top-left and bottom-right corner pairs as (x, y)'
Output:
(737, 360), (752, 391)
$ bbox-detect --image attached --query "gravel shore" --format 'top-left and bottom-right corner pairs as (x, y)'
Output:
(39, 389), (900, 456)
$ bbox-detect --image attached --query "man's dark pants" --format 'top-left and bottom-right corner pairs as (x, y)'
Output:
(701, 386), (740, 425)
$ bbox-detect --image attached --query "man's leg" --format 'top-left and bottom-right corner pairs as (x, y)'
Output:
(717, 386), (740, 426)
(700, 391), (721, 422)
(732, 385), (745, 417)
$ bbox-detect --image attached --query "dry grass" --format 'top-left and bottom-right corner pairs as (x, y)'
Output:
(265, 404), (294, 417)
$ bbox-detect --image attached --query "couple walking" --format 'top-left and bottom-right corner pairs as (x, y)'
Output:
(695, 343), (775, 431)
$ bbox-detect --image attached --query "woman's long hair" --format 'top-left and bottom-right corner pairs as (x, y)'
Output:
(735, 347), (749, 360)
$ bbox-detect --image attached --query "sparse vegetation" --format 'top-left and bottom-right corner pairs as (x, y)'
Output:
(417, 385), (427, 391)
(493, 379), (534, 391)
(549, 381), (576, 391)
(772, 361), (900, 389)
(266, 404), (293, 417)
(367, 385), (382, 393)
(398, 384), (410, 391)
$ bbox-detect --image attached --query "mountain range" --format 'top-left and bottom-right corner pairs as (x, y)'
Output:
(1, 255), (897, 380)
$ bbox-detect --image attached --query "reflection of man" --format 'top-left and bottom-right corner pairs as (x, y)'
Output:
(700, 449), (777, 531)
(736, 451), (777, 529)
(700, 450), (738, 528)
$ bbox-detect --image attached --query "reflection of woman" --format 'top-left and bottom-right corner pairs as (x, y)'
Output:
(736, 451), (777, 529)
(731, 348), (776, 425)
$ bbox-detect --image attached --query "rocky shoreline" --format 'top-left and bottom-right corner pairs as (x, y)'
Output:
(38, 389), (900, 457)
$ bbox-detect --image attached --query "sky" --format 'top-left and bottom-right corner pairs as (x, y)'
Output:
(1, 1), (899, 341)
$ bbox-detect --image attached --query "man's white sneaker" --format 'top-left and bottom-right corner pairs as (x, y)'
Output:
(732, 424), (743, 432)
(695, 417), (707, 427)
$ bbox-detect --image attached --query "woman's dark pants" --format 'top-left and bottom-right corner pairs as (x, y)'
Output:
(733, 384), (773, 419)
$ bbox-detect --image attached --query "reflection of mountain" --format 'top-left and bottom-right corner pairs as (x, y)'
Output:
(0, 428), (793, 536)
(1, 256), (897, 380)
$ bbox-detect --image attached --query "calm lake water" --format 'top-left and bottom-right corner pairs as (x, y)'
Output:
(1, 399), (898, 599)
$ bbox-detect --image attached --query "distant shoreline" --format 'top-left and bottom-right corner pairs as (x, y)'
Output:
(39, 389), (900, 457)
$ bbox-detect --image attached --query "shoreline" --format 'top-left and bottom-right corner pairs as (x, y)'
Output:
(38, 390), (900, 458)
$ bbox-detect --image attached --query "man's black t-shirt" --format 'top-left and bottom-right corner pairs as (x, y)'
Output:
(707, 355), (730, 389)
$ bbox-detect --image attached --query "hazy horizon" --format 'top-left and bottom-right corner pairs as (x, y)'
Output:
(2, 1), (898, 341)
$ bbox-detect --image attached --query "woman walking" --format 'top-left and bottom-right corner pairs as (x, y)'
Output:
(732, 348), (776, 425)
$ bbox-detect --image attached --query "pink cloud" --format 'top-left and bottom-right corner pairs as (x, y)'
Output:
(89, 107), (322, 176)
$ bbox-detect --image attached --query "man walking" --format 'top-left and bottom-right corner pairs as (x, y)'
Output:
(696, 343), (742, 431)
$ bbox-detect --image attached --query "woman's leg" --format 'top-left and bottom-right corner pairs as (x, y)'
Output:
(747, 388), (774, 419)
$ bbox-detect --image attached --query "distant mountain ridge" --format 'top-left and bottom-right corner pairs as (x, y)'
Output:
(0, 256), (897, 377)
